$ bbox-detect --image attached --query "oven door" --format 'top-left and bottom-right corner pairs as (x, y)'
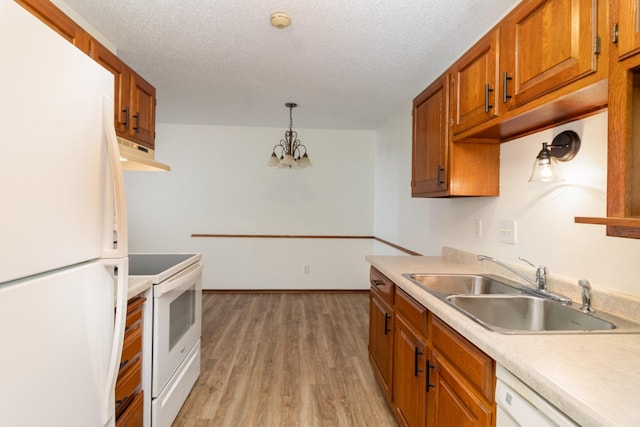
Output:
(152, 260), (203, 397)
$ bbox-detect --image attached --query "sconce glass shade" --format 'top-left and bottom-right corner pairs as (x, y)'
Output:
(529, 145), (563, 183)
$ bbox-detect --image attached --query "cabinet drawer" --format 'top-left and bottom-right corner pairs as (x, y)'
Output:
(430, 315), (494, 402)
(116, 390), (144, 427)
(395, 287), (427, 338)
(125, 296), (145, 330)
(120, 323), (142, 370)
(116, 358), (142, 416)
(370, 267), (394, 306)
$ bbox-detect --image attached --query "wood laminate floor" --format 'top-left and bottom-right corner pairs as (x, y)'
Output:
(173, 292), (397, 427)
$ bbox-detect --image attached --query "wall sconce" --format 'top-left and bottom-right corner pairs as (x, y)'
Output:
(528, 130), (581, 183)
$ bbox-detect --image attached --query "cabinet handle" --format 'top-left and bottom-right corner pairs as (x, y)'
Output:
(371, 279), (384, 287)
(115, 395), (129, 411)
(503, 72), (512, 103)
(122, 107), (130, 129)
(384, 313), (391, 335)
(426, 360), (435, 392)
(414, 347), (424, 377)
(133, 113), (140, 132)
(437, 165), (446, 186)
(485, 84), (494, 113)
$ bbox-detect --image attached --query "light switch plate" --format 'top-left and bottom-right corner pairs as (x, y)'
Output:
(499, 220), (517, 244)
(474, 218), (482, 238)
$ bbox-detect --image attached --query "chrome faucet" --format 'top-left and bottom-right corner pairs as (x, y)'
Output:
(477, 255), (571, 305)
(477, 255), (547, 290)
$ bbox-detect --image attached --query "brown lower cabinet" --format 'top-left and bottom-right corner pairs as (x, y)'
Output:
(116, 296), (145, 427)
(368, 267), (495, 427)
(393, 313), (427, 427)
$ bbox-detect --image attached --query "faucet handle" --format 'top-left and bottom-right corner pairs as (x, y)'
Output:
(519, 257), (548, 290)
(519, 257), (548, 274)
(518, 257), (540, 268)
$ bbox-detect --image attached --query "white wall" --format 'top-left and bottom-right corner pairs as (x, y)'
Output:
(375, 107), (640, 297)
(124, 123), (377, 289)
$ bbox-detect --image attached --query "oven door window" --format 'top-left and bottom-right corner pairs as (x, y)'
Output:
(169, 284), (196, 350)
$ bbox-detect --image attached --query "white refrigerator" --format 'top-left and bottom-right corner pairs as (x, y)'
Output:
(0, 1), (129, 426)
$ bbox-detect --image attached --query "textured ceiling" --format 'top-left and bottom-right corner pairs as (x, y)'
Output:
(61, 0), (520, 130)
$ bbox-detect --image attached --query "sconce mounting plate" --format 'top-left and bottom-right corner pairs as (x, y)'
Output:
(549, 130), (581, 161)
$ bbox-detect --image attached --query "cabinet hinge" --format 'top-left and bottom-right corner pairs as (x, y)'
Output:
(613, 23), (619, 44)
(449, 118), (454, 127)
(593, 35), (601, 55)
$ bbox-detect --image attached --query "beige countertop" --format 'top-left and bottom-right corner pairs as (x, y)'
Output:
(366, 252), (640, 427)
(127, 276), (152, 300)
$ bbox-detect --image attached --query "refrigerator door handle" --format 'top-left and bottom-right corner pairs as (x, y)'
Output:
(102, 95), (128, 259)
(101, 258), (129, 425)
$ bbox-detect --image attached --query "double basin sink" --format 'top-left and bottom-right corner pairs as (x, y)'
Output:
(402, 273), (640, 334)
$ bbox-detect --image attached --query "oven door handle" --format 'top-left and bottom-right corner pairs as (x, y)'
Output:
(156, 261), (203, 296)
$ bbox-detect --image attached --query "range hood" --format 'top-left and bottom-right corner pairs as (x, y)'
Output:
(117, 137), (170, 172)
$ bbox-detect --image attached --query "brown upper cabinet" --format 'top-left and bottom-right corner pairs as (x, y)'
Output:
(90, 39), (156, 150)
(502, 0), (599, 111)
(129, 72), (156, 149)
(15, 0), (90, 53)
(576, 0), (640, 238)
(451, 29), (501, 136)
(412, 75), (450, 196)
(412, 74), (500, 197)
(615, 0), (640, 59)
(449, 0), (608, 142)
(90, 40), (130, 137)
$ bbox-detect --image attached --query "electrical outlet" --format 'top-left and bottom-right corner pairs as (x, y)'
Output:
(304, 265), (310, 274)
(474, 218), (482, 238)
(499, 220), (517, 244)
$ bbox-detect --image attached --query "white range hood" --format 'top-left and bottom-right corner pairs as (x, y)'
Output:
(118, 137), (170, 172)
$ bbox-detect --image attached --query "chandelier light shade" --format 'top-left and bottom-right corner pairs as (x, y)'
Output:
(267, 103), (312, 169)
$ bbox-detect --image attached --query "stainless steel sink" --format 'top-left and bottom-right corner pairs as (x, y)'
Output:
(402, 273), (640, 334)
(447, 295), (617, 333)
(403, 273), (523, 296)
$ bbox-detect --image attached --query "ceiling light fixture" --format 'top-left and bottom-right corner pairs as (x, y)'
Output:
(528, 130), (581, 183)
(270, 12), (291, 29)
(267, 103), (312, 169)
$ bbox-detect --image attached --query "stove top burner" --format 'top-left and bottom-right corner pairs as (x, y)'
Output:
(128, 253), (197, 277)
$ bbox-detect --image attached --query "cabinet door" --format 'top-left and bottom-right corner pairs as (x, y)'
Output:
(427, 350), (493, 427)
(412, 74), (449, 196)
(129, 71), (156, 149)
(617, 0), (640, 59)
(503, 0), (598, 109)
(393, 315), (427, 427)
(90, 39), (131, 137)
(369, 292), (393, 401)
(15, 0), (90, 53)
(451, 30), (500, 135)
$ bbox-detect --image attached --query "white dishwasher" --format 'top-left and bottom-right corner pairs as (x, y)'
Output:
(496, 364), (578, 427)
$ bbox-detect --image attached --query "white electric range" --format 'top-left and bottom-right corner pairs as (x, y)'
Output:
(128, 253), (203, 427)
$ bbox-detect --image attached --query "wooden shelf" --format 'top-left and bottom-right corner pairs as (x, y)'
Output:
(575, 217), (640, 239)
(575, 217), (640, 226)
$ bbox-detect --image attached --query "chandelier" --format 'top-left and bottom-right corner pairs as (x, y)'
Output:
(267, 103), (312, 168)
